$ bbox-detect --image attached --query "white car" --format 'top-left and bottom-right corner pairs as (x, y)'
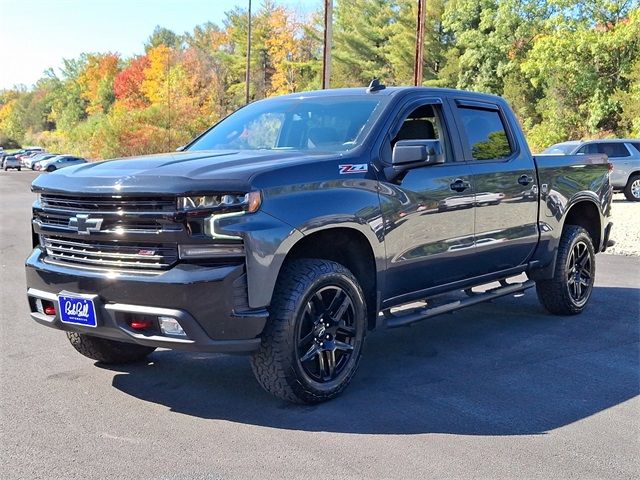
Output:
(25, 153), (57, 169)
(35, 155), (87, 172)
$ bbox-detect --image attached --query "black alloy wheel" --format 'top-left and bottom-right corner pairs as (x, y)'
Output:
(251, 258), (367, 403)
(535, 225), (596, 315)
(295, 285), (358, 383)
(566, 240), (593, 306)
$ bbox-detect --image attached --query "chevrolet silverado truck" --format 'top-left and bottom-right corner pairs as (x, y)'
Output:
(26, 83), (613, 403)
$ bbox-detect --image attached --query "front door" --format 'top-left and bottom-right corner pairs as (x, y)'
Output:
(378, 100), (476, 303)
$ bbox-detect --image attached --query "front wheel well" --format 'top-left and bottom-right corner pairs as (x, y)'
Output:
(563, 201), (601, 249)
(281, 228), (378, 329)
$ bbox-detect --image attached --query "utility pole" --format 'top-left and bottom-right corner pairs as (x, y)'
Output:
(322, 0), (333, 89)
(414, 0), (426, 86)
(245, 0), (252, 104)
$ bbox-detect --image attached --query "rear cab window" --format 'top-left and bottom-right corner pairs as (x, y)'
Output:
(455, 104), (514, 160)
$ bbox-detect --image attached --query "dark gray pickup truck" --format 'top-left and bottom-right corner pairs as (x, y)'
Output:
(26, 84), (613, 403)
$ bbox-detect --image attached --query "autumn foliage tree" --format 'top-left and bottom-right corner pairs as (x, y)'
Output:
(114, 56), (151, 109)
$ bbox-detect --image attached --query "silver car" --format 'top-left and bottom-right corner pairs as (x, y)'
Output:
(542, 139), (640, 201)
(25, 153), (57, 169)
(35, 155), (87, 172)
(2, 155), (21, 171)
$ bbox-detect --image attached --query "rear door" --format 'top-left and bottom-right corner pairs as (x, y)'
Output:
(451, 99), (539, 275)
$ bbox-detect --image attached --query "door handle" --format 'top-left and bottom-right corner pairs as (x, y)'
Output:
(518, 174), (534, 186)
(450, 179), (471, 192)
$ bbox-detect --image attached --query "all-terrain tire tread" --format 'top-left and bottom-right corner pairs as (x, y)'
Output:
(66, 332), (156, 364)
(251, 259), (365, 404)
(535, 225), (595, 315)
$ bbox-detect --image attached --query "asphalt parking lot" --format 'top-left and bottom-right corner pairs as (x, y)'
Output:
(1, 170), (639, 480)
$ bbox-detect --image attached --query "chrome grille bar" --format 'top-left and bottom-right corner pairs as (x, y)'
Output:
(42, 236), (177, 271)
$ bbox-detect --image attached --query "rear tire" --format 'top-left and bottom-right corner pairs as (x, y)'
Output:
(535, 225), (596, 315)
(66, 332), (156, 364)
(46, 165), (56, 172)
(623, 174), (640, 201)
(251, 259), (367, 404)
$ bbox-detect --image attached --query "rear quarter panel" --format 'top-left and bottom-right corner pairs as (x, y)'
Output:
(532, 153), (612, 271)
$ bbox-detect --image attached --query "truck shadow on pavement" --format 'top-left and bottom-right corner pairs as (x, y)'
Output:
(103, 285), (639, 435)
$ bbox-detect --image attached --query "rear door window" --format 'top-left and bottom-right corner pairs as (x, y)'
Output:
(596, 143), (630, 158)
(457, 107), (514, 160)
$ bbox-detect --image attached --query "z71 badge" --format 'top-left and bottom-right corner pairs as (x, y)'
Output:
(338, 164), (368, 174)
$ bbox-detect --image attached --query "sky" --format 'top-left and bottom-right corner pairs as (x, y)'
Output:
(0, 0), (318, 90)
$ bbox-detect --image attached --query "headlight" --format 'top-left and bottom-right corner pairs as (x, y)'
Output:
(177, 191), (261, 213)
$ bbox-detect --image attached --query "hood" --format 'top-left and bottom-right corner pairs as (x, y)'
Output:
(32, 149), (336, 195)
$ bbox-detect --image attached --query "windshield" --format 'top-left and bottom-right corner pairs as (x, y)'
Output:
(187, 96), (386, 153)
(542, 143), (577, 155)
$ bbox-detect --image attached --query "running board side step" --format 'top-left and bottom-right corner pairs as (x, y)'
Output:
(382, 280), (536, 329)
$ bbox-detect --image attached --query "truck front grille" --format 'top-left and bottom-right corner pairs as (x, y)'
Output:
(40, 193), (176, 213)
(34, 211), (171, 234)
(42, 236), (178, 271)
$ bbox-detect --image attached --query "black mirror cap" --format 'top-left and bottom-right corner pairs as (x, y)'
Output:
(392, 139), (445, 166)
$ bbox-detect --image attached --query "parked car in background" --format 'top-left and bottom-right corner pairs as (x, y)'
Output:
(15, 147), (45, 160)
(25, 153), (58, 169)
(35, 155), (86, 172)
(2, 155), (21, 171)
(542, 139), (640, 201)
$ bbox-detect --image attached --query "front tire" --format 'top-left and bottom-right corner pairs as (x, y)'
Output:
(251, 259), (367, 404)
(624, 174), (640, 201)
(535, 225), (596, 315)
(46, 165), (56, 172)
(66, 332), (156, 364)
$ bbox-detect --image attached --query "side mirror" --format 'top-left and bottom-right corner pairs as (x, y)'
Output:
(392, 139), (444, 166)
(386, 139), (444, 181)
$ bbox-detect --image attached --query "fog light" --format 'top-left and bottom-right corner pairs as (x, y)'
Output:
(158, 316), (186, 337)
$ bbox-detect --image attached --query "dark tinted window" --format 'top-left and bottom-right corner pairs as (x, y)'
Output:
(576, 145), (592, 155)
(629, 142), (640, 153)
(458, 107), (513, 160)
(595, 142), (630, 158)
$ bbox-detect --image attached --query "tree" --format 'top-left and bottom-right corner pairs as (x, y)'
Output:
(332, 0), (395, 86)
(114, 56), (151, 108)
(77, 53), (121, 115)
(387, 0), (449, 85)
(145, 26), (182, 52)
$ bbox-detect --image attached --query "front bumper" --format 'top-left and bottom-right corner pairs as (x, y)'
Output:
(25, 248), (268, 353)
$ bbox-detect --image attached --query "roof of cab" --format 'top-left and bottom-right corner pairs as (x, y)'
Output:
(274, 86), (504, 102)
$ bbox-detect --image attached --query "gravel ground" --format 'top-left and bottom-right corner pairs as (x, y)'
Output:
(607, 193), (640, 256)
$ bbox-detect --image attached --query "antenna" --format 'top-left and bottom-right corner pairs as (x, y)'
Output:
(367, 78), (386, 93)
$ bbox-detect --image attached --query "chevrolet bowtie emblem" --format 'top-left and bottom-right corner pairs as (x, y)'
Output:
(69, 214), (103, 235)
